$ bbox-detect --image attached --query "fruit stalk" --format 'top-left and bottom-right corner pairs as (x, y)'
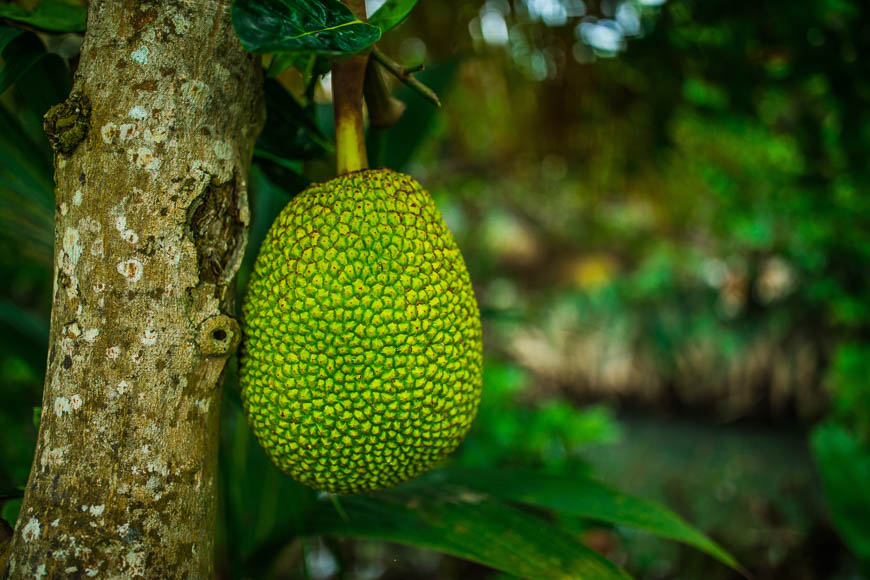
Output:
(333, 0), (369, 174)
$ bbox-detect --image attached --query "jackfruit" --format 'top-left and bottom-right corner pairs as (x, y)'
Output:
(239, 169), (483, 494)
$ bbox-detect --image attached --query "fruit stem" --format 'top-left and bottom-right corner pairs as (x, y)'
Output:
(333, 0), (369, 174)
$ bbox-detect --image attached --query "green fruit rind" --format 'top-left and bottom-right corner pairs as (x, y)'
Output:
(240, 169), (483, 494)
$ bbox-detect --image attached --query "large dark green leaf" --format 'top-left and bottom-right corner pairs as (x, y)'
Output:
(811, 422), (870, 566)
(257, 78), (332, 161)
(266, 50), (310, 77)
(424, 467), (741, 572)
(0, 33), (65, 268)
(305, 482), (630, 579)
(232, 0), (381, 55)
(369, 0), (418, 33)
(0, 1), (86, 32)
(0, 299), (50, 370)
(0, 27), (22, 52)
(0, 31), (47, 96)
(252, 79), (325, 200)
(0, 103), (55, 268)
(0, 299), (49, 345)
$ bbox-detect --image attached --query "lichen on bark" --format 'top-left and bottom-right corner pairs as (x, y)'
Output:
(2, 0), (264, 577)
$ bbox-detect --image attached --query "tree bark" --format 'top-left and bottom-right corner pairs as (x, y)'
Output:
(3, 1), (264, 577)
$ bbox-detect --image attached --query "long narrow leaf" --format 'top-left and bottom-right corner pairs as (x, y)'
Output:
(0, 103), (54, 198)
(811, 423), (870, 565)
(305, 483), (630, 579)
(0, 27), (22, 52)
(0, 299), (49, 345)
(0, 32), (47, 96)
(423, 467), (742, 572)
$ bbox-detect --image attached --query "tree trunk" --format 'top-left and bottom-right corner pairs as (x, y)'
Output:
(3, 1), (264, 577)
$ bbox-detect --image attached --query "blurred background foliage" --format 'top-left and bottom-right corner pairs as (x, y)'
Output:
(1, 0), (869, 577)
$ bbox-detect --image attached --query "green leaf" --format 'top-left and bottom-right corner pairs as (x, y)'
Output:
(252, 150), (311, 197)
(0, 298), (51, 369)
(267, 51), (312, 78)
(1, 498), (22, 526)
(232, 0), (381, 55)
(369, 0), (418, 33)
(0, 27), (22, 52)
(0, 299), (50, 346)
(0, 31), (47, 96)
(32, 406), (41, 429)
(811, 422), (870, 565)
(257, 78), (332, 161)
(0, 46), (65, 204)
(424, 467), (742, 573)
(0, 95), (57, 267)
(0, 1), (86, 33)
(305, 483), (630, 579)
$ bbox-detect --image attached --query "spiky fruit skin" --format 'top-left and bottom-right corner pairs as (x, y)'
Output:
(239, 169), (483, 494)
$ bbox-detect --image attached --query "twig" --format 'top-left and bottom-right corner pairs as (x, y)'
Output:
(370, 48), (441, 108)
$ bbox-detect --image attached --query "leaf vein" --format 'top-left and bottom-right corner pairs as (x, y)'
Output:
(283, 19), (364, 41)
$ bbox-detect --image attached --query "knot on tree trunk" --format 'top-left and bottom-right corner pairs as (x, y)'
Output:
(43, 93), (91, 155)
(198, 315), (241, 357)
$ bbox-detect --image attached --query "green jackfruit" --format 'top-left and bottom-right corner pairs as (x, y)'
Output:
(240, 169), (483, 494)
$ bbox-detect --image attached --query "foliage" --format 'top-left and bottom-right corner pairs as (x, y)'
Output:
(367, 0), (419, 33)
(811, 422), (870, 570)
(423, 467), (740, 571)
(232, 0), (381, 55)
(0, 29), (47, 95)
(305, 484), (631, 580)
(824, 344), (870, 444)
(14, 0), (870, 576)
(0, 0), (85, 32)
(812, 345), (870, 571)
(400, 0), (870, 571)
(457, 361), (622, 469)
(218, 357), (732, 578)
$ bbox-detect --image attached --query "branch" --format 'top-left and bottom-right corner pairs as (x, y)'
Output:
(370, 48), (441, 108)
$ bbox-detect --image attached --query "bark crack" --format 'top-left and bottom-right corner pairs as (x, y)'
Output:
(186, 172), (243, 289)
